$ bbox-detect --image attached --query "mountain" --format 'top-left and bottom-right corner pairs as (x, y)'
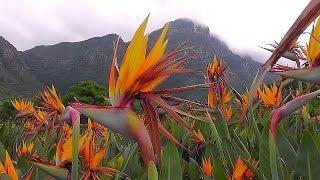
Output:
(0, 36), (42, 99)
(0, 18), (263, 101)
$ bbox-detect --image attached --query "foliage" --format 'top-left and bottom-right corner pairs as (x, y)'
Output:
(62, 80), (108, 105)
(1, 3), (320, 179)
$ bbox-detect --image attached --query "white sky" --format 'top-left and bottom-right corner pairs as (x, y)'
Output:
(0, 0), (311, 62)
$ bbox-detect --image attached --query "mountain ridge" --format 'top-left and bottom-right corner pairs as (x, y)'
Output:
(0, 18), (262, 100)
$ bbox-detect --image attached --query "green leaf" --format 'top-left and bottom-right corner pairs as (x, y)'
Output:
(276, 128), (297, 169)
(279, 158), (291, 180)
(231, 130), (251, 159)
(32, 162), (69, 180)
(160, 143), (183, 180)
(294, 131), (320, 179)
(71, 112), (80, 180)
(148, 161), (158, 180)
(258, 127), (271, 179)
(269, 132), (279, 180)
(188, 158), (200, 179)
(213, 160), (227, 180)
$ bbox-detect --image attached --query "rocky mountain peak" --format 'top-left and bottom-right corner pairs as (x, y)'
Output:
(0, 36), (17, 59)
(169, 18), (210, 34)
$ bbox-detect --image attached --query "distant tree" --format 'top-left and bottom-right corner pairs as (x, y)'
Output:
(63, 80), (108, 106)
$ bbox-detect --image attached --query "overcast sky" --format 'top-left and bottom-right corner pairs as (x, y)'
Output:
(0, 0), (310, 62)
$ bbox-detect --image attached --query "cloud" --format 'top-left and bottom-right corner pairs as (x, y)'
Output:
(0, 0), (310, 62)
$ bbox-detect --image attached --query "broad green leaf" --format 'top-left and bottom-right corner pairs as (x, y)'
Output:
(188, 158), (200, 179)
(231, 130), (251, 159)
(160, 143), (183, 180)
(258, 126), (271, 179)
(279, 158), (291, 180)
(213, 160), (227, 180)
(269, 132), (279, 180)
(294, 131), (320, 179)
(71, 114), (80, 180)
(276, 128), (297, 169)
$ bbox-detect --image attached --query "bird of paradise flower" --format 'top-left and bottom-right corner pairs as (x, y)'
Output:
(70, 16), (207, 166)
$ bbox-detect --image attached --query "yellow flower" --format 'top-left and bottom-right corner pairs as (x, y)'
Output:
(11, 99), (35, 113)
(33, 110), (47, 123)
(61, 123), (72, 137)
(109, 16), (180, 107)
(55, 134), (87, 166)
(207, 56), (226, 79)
(206, 56), (228, 98)
(208, 88), (215, 107)
(258, 83), (282, 107)
(193, 129), (205, 144)
(305, 18), (320, 64)
(83, 132), (107, 170)
(208, 88), (232, 108)
(202, 157), (213, 176)
(232, 157), (255, 180)
(81, 122), (123, 179)
(25, 121), (37, 132)
(236, 92), (249, 111)
(40, 85), (65, 113)
(88, 119), (109, 137)
(17, 141), (34, 157)
(224, 106), (233, 120)
(0, 151), (18, 180)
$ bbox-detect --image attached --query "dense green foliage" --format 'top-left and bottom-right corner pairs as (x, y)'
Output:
(62, 80), (108, 105)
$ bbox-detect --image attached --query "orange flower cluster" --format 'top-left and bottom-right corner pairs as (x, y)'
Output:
(12, 86), (65, 134)
(207, 57), (233, 120)
(16, 142), (34, 157)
